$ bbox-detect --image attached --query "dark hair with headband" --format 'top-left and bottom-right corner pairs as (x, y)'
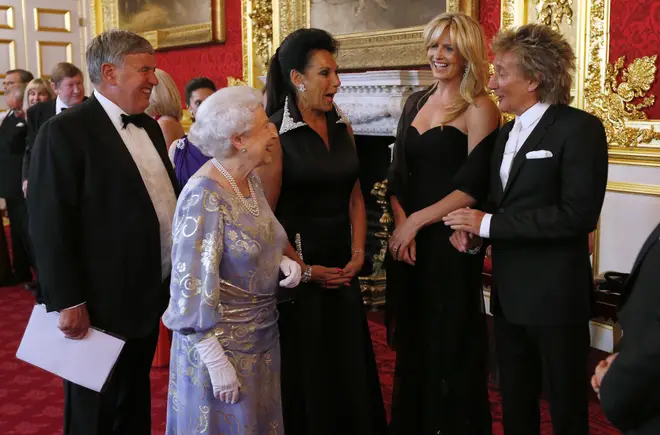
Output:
(264, 28), (338, 117)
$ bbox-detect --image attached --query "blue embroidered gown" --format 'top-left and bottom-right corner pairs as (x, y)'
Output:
(163, 175), (287, 434)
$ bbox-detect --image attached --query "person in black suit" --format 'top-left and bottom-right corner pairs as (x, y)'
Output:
(592, 223), (660, 435)
(23, 62), (85, 192)
(444, 24), (609, 435)
(27, 29), (178, 434)
(0, 85), (31, 283)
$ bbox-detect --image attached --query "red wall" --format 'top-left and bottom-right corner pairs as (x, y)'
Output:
(609, 0), (660, 119)
(479, 0), (501, 60)
(154, 0), (242, 99)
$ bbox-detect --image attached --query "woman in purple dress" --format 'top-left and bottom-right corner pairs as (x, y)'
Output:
(169, 77), (217, 187)
(163, 86), (301, 434)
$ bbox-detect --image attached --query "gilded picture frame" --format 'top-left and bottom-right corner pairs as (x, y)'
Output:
(234, 0), (478, 88)
(90, 0), (226, 49)
(273, 0), (479, 70)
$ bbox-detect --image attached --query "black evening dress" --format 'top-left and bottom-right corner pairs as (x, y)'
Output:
(271, 97), (387, 435)
(387, 90), (497, 435)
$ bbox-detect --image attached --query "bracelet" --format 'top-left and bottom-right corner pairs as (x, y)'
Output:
(352, 248), (364, 256)
(466, 245), (481, 255)
(301, 265), (313, 283)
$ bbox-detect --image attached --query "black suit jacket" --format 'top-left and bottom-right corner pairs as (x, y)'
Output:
(473, 104), (609, 325)
(0, 112), (28, 199)
(23, 99), (56, 182)
(27, 95), (179, 339)
(599, 223), (660, 434)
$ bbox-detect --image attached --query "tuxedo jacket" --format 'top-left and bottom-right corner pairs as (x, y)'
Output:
(22, 99), (56, 182)
(0, 112), (27, 199)
(27, 95), (179, 339)
(599, 223), (660, 435)
(457, 104), (609, 325)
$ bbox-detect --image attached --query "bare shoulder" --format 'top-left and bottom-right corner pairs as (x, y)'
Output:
(466, 94), (500, 129)
(157, 116), (183, 129)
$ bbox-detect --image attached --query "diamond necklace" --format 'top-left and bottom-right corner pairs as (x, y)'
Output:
(211, 158), (260, 216)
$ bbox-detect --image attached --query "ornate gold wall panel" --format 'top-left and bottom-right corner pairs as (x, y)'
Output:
(502, 0), (660, 166)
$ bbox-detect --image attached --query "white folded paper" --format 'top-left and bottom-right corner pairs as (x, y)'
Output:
(16, 304), (125, 392)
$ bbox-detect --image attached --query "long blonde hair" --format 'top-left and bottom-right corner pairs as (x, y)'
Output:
(145, 68), (183, 119)
(421, 12), (490, 123)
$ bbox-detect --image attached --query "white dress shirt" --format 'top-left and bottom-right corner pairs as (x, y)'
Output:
(94, 90), (177, 280)
(55, 96), (69, 114)
(479, 102), (551, 238)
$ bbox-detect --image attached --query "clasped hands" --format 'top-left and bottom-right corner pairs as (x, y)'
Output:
(389, 208), (487, 263)
(303, 254), (364, 289)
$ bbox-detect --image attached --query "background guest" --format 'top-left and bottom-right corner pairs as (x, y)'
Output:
(146, 68), (185, 151)
(0, 85), (31, 285)
(444, 24), (609, 435)
(386, 12), (500, 434)
(169, 76), (216, 187)
(23, 78), (55, 110)
(27, 29), (177, 433)
(163, 86), (300, 434)
(262, 28), (387, 435)
(0, 68), (33, 124)
(21, 62), (85, 299)
(594, 222), (660, 435)
(23, 62), (85, 194)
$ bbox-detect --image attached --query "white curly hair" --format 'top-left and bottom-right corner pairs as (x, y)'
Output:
(188, 86), (264, 159)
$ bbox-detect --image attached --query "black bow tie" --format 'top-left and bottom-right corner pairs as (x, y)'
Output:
(121, 113), (147, 129)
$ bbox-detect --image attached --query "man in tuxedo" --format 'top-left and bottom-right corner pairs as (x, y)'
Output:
(444, 24), (609, 435)
(23, 62), (85, 194)
(592, 223), (660, 434)
(27, 29), (178, 434)
(0, 85), (31, 284)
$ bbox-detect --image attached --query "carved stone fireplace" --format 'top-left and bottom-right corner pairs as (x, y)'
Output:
(333, 70), (434, 307)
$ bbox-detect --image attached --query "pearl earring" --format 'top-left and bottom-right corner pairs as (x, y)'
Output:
(298, 83), (306, 92)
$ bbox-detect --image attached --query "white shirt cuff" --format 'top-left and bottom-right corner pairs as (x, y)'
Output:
(479, 214), (492, 238)
(64, 302), (86, 310)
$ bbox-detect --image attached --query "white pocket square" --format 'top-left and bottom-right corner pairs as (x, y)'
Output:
(526, 150), (553, 159)
(16, 122), (24, 127)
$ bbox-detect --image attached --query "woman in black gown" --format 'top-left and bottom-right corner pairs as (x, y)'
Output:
(386, 13), (500, 435)
(259, 28), (387, 435)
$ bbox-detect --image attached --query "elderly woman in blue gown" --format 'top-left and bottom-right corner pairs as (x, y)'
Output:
(163, 86), (301, 434)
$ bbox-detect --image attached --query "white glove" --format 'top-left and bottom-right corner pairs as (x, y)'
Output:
(195, 336), (240, 404)
(279, 256), (302, 288)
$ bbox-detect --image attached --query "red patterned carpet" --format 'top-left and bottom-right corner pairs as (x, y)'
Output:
(0, 224), (620, 434)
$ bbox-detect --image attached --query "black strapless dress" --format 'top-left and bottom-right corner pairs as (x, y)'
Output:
(389, 126), (492, 435)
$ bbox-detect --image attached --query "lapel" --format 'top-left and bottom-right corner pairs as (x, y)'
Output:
(500, 104), (560, 203)
(84, 95), (158, 208)
(493, 121), (513, 205)
(623, 222), (660, 301)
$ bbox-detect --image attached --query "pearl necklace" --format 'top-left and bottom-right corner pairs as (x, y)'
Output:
(211, 158), (260, 216)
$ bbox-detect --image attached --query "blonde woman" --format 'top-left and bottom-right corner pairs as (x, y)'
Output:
(23, 78), (55, 109)
(145, 68), (185, 151)
(386, 12), (499, 434)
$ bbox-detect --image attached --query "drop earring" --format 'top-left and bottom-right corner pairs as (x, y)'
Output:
(462, 66), (469, 81)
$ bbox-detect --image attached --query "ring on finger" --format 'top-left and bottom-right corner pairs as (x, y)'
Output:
(392, 246), (399, 252)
